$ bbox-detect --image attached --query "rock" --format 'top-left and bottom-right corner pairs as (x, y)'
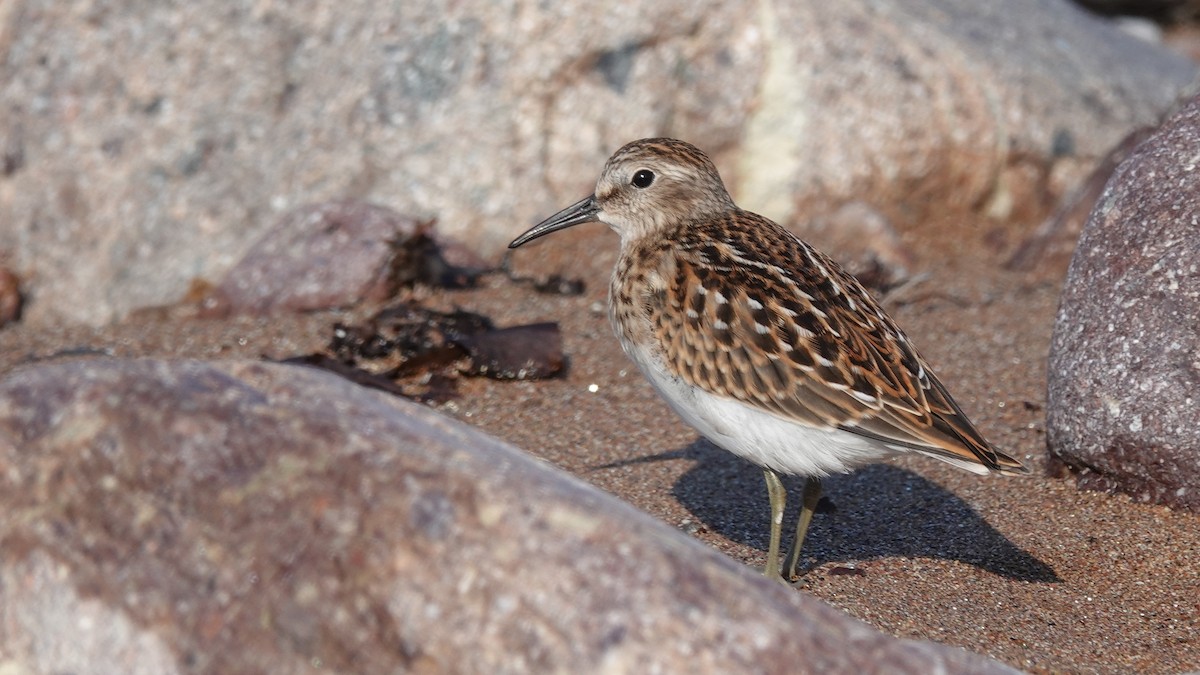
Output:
(0, 0), (1193, 325)
(1111, 16), (1165, 44)
(1005, 126), (1156, 273)
(1163, 23), (1200, 60)
(1047, 94), (1200, 511)
(802, 201), (914, 293)
(0, 358), (1020, 673)
(201, 201), (430, 317)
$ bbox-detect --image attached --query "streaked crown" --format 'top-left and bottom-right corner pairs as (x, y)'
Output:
(595, 138), (735, 242)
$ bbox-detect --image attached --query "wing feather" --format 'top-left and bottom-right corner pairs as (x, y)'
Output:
(645, 212), (1026, 475)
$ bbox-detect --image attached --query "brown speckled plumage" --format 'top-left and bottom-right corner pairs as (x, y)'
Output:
(511, 138), (1025, 582)
(612, 209), (1024, 475)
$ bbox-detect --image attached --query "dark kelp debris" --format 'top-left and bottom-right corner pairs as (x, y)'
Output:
(288, 302), (565, 402)
(330, 304), (494, 378)
(454, 322), (563, 379)
(0, 266), (23, 328)
(387, 222), (490, 290)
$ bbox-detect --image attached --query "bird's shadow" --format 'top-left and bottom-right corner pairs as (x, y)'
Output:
(604, 438), (1059, 582)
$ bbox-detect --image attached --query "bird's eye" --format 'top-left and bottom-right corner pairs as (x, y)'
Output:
(631, 169), (655, 189)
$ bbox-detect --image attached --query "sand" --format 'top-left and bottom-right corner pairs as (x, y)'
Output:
(1, 212), (1196, 674)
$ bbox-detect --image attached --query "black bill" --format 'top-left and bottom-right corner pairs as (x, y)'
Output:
(509, 196), (600, 248)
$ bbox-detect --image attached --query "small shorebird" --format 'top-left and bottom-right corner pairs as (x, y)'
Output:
(509, 138), (1026, 582)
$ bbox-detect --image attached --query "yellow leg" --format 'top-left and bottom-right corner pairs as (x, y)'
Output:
(763, 469), (787, 582)
(783, 477), (822, 581)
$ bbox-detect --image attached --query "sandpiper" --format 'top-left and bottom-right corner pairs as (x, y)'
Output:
(509, 138), (1026, 582)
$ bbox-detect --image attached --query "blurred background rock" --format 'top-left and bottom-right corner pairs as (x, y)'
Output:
(0, 0), (1193, 325)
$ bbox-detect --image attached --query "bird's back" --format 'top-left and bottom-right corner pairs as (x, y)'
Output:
(610, 208), (1026, 477)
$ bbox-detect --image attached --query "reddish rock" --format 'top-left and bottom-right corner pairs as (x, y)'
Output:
(1005, 127), (1156, 273)
(1047, 94), (1200, 510)
(0, 358), (1018, 673)
(203, 201), (427, 316)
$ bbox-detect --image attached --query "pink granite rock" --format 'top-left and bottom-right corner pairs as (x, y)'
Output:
(1047, 94), (1200, 510)
(202, 201), (426, 316)
(0, 358), (1019, 673)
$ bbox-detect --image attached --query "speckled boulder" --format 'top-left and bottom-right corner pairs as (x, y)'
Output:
(1047, 94), (1200, 511)
(0, 0), (1193, 325)
(201, 201), (426, 316)
(0, 358), (1019, 673)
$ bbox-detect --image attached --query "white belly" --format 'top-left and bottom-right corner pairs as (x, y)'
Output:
(619, 338), (889, 478)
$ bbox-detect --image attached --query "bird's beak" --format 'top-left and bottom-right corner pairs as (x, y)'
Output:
(509, 196), (600, 248)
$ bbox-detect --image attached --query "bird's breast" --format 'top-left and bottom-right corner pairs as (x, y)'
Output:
(609, 271), (652, 355)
